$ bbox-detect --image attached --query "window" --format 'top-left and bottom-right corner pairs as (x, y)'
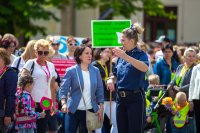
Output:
(144, 7), (177, 43)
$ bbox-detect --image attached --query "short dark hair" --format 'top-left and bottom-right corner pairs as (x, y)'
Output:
(93, 48), (106, 60)
(0, 33), (17, 49)
(162, 44), (173, 52)
(74, 45), (92, 64)
(163, 37), (170, 43)
(82, 37), (91, 44)
(0, 48), (11, 65)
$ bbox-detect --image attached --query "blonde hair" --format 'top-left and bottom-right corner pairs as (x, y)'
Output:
(138, 40), (149, 52)
(34, 39), (50, 51)
(122, 22), (144, 44)
(148, 74), (160, 85)
(183, 47), (196, 57)
(0, 48), (11, 65)
(175, 92), (187, 103)
(21, 40), (37, 62)
(48, 47), (55, 57)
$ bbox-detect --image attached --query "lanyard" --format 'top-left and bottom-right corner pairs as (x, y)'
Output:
(0, 66), (8, 79)
(36, 59), (50, 82)
(175, 64), (193, 86)
(97, 60), (108, 81)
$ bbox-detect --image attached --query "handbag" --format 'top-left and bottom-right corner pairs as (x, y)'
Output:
(75, 67), (102, 131)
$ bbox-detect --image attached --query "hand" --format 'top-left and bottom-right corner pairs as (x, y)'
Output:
(146, 116), (151, 123)
(107, 79), (115, 92)
(173, 86), (179, 92)
(97, 107), (104, 123)
(61, 104), (69, 113)
(40, 112), (46, 118)
(4, 117), (11, 126)
(153, 96), (158, 102)
(167, 85), (173, 91)
(112, 48), (127, 59)
(189, 101), (194, 111)
(51, 104), (57, 115)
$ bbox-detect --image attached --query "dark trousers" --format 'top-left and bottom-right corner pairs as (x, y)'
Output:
(116, 90), (145, 133)
(0, 117), (8, 133)
(35, 103), (57, 133)
(193, 100), (200, 133)
(69, 110), (93, 133)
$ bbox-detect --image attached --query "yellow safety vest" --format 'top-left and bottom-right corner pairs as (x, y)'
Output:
(146, 99), (151, 116)
(173, 103), (189, 128)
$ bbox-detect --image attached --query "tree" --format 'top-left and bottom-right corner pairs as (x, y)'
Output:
(0, 0), (68, 45)
(75, 0), (176, 19)
(0, 0), (175, 45)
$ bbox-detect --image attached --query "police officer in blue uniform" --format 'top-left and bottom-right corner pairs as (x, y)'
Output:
(107, 23), (149, 133)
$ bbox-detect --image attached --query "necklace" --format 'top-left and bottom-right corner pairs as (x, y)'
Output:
(36, 59), (50, 82)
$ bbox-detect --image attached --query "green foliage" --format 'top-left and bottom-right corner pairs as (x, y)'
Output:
(143, 0), (176, 19)
(0, 0), (175, 44)
(76, 0), (176, 19)
(0, 0), (68, 40)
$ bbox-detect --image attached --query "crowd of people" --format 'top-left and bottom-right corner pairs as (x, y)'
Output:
(0, 22), (200, 133)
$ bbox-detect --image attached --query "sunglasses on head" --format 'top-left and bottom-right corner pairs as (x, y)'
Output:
(69, 43), (77, 46)
(37, 51), (49, 56)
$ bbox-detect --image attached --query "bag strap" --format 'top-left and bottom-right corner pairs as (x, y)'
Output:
(30, 61), (35, 75)
(16, 57), (21, 70)
(75, 66), (87, 111)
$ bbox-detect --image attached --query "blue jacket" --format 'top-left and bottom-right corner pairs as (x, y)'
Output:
(0, 67), (17, 117)
(60, 64), (104, 113)
(154, 57), (179, 85)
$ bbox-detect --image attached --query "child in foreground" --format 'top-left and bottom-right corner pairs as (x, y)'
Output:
(15, 75), (46, 133)
(162, 92), (190, 133)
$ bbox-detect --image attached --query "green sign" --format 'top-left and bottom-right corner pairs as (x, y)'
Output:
(91, 20), (131, 48)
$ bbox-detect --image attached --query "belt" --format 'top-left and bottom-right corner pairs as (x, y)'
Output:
(118, 90), (141, 97)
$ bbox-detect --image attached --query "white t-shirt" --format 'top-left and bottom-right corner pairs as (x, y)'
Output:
(23, 59), (57, 102)
(155, 50), (163, 61)
(10, 54), (16, 66)
(77, 70), (92, 110)
(11, 56), (26, 72)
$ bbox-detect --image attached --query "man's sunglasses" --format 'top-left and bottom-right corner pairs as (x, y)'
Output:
(51, 43), (60, 46)
(37, 51), (49, 56)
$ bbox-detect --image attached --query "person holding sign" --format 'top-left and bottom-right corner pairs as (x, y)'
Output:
(60, 45), (104, 133)
(15, 75), (46, 133)
(92, 48), (117, 133)
(20, 39), (58, 133)
(107, 23), (149, 133)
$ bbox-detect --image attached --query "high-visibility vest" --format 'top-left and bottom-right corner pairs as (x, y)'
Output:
(173, 103), (189, 128)
(146, 99), (151, 116)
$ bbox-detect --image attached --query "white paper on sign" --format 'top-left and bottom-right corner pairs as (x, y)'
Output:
(116, 32), (122, 44)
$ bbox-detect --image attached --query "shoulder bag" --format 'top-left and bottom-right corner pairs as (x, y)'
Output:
(75, 67), (102, 131)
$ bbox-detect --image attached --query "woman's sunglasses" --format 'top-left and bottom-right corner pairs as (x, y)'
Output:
(37, 51), (49, 56)
(68, 43), (77, 46)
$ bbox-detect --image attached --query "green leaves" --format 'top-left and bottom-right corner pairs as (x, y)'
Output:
(0, 0), (68, 42)
(0, 0), (176, 45)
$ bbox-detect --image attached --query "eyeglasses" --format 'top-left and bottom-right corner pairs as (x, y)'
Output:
(69, 43), (77, 46)
(8, 45), (16, 48)
(120, 39), (125, 43)
(51, 43), (60, 46)
(37, 51), (49, 56)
